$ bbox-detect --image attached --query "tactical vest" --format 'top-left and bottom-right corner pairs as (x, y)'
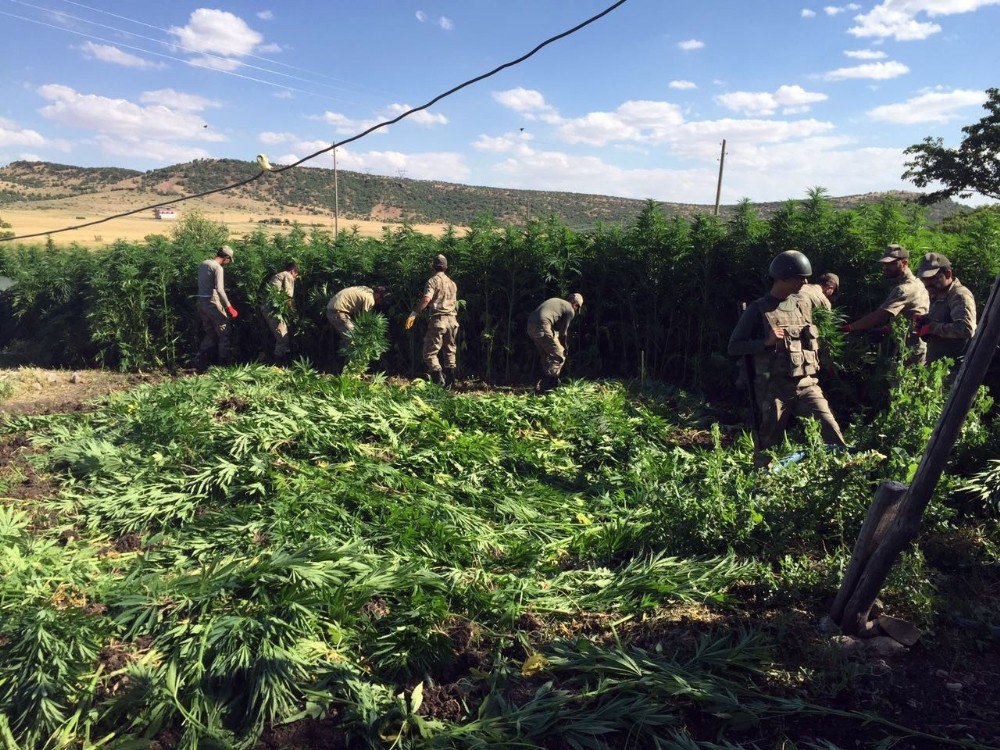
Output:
(757, 297), (820, 380)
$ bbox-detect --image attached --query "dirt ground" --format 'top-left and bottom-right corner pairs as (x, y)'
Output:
(0, 367), (162, 416)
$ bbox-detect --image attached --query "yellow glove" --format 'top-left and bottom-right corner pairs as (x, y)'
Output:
(405, 314), (416, 330)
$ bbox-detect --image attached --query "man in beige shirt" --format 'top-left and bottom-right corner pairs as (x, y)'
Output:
(193, 245), (237, 372)
(326, 285), (389, 347)
(260, 261), (298, 363)
(527, 294), (583, 394)
(840, 244), (929, 364)
(406, 255), (459, 388)
(915, 252), (977, 365)
(798, 272), (839, 312)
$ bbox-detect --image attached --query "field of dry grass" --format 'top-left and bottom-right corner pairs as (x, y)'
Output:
(2, 193), (457, 247)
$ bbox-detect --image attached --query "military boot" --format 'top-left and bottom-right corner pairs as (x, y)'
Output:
(537, 375), (558, 395)
(428, 369), (446, 387)
(443, 368), (456, 390)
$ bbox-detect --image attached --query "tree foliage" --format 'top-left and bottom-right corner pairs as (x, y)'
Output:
(903, 87), (1000, 202)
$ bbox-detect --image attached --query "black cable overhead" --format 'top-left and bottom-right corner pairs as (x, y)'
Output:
(1, 0), (629, 242)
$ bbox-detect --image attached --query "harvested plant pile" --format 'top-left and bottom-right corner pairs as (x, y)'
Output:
(2, 364), (998, 748)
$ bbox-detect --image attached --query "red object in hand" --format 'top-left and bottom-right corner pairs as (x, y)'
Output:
(226, 305), (239, 319)
(917, 323), (932, 338)
(838, 323), (853, 333)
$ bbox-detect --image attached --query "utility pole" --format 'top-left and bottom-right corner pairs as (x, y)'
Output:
(713, 139), (727, 216)
(332, 146), (340, 236)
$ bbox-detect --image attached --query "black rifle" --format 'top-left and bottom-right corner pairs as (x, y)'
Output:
(738, 301), (762, 449)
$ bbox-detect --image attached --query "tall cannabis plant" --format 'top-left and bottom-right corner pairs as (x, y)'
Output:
(341, 310), (389, 376)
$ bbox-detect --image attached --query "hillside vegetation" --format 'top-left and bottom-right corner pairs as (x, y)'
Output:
(0, 158), (966, 230)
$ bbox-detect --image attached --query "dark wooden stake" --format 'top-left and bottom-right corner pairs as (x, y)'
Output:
(832, 273), (1000, 636)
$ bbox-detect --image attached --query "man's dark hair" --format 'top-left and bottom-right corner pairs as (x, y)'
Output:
(284, 261), (298, 272)
(373, 285), (391, 302)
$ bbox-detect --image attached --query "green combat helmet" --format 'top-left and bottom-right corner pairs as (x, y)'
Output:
(768, 250), (812, 279)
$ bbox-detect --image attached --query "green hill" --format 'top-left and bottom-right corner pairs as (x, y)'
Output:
(0, 158), (966, 228)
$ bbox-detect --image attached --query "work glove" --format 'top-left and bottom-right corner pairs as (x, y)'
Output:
(914, 314), (927, 326)
(917, 323), (933, 338)
(838, 323), (853, 333)
(875, 325), (892, 335)
(405, 314), (416, 330)
(226, 305), (239, 319)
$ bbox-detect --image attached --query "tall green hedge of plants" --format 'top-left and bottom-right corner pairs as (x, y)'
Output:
(1, 193), (998, 397)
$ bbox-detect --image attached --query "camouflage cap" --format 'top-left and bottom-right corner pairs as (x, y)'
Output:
(218, 245), (235, 259)
(879, 244), (908, 263)
(917, 252), (951, 278)
(568, 292), (584, 307)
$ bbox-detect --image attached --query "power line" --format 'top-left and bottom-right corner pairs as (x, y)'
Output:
(8, 0), (376, 100)
(1, 0), (630, 242)
(0, 9), (355, 103)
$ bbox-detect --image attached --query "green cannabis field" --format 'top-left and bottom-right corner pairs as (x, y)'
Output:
(2, 358), (999, 748)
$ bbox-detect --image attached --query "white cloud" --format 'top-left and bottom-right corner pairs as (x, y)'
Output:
(557, 100), (685, 146)
(140, 89), (220, 111)
(844, 48), (888, 58)
(276, 146), (469, 182)
(825, 5), (846, 14)
(678, 38), (705, 50)
(257, 42), (282, 53)
(849, 0), (1000, 41)
(439, 16), (454, 30)
(188, 55), (243, 72)
(170, 9), (262, 55)
(78, 42), (165, 70)
(824, 60), (910, 80)
(18, 153), (44, 162)
(473, 131), (535, 156)
(802, 8), (818, 17)
(669, 80), (698, 90)
(415, 10), (428, 22)
(318, 103), (448, 135)
(716, 85), (828, 116)
(492, 87), (561, 122)
(36, 84), (223, 162)
(0, 117), (48, 148)
(258, 131), (296, 145)
(867, 88), (987, 123)
(256, 10), (274, 20)
(274, 90), (293, 100)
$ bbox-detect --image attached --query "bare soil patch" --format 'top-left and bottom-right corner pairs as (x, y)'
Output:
(0, 367), (163, 416)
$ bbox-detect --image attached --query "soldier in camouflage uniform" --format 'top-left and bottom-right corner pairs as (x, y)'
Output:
(527, 293), (583, 394)
(729, 251), (846, 465)
(260, 261), (298, 362)
(798, 272), (839, 311)
(840, 244), (929, 364)
(406, 255), (459, 387)
(193, 245), (238, 372)
(326, 284), (389, 348)
(914, 252), (977, 365)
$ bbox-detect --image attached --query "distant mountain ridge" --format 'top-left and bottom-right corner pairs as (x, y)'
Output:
(0, 158), (965, 228)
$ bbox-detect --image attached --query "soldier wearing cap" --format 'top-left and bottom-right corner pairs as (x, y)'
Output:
(729, 250), (846, 464)
(261, 261), (298, 363)
(326, 284), (389, 348)
(193, 245), (238, 372)
(798, 272), (840, 311)
(915, 252), (977, 365)
(840, 244), (929, 364)
(405, 255), (459, 387)
(527, 293), (584, 394)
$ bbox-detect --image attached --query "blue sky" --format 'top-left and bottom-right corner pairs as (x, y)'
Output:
(1, 0), (997, 204)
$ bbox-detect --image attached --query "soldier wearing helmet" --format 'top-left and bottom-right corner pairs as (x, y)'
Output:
(839, 244), (929, 364)
(406, 254), (459, 388)
(729, 250), (846, 464)
(527, 293), (583, 394)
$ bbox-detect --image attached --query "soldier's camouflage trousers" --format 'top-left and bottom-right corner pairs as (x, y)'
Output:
(326, 309), (353, 348)
(423, 315), (459, 372)
(755, 376), (845, 456)
(528, 324), (565, 377)
(196, 299), (233, 366)
(261, 307), (290, 358)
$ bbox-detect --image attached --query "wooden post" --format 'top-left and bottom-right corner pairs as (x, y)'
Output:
(333, 147), (340, 237)
(832, 273), (1000, 636)
(713, 139), (726, 216)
